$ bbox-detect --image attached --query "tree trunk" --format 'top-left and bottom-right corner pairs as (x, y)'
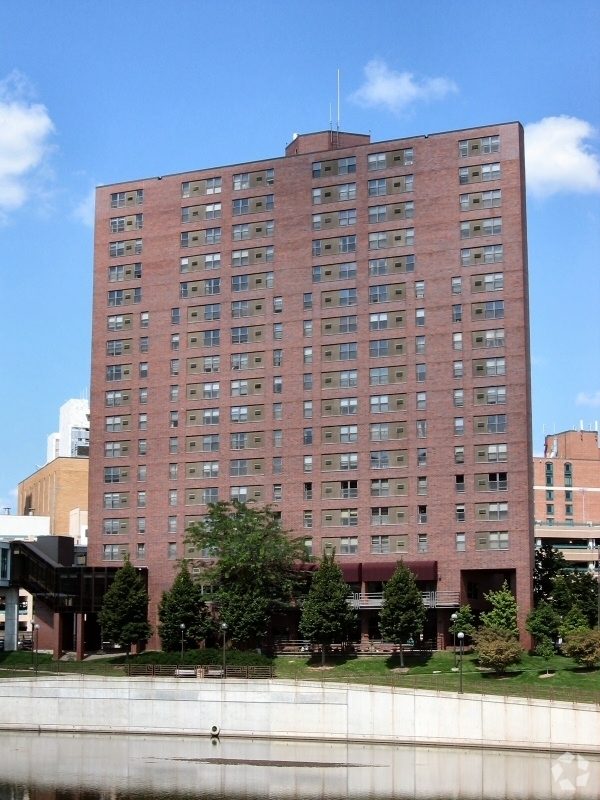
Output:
(322, 642), (326, 666)
(399, 643), (404, 668)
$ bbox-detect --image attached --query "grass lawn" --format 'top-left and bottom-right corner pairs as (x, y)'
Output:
(0, 648), (598, 703)
(273, 650), (600, 702)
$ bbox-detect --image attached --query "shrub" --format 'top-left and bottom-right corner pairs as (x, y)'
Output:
(116, 648), (273, 666)
(473, 627), (523, 673)
(562, 629), (600, 668)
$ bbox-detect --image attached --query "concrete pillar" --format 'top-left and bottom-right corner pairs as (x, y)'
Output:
(53, 612), (64, 660)
(4, 587), (20, 652)
(75, 614), (85, 661)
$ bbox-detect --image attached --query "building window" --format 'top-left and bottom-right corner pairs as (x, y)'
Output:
(417, 533), (428, 553)
(456, 504), (466, 522)
(415, 281), (425, 299)
(138, 439), (147, 456)
(416, 364), (426, 382)
(452, 304), (463, 323)
(139, 362), (148, 379)
(138, 413), (147, 431)
(303, 320), (313, 338)
(416, 392), (426, 411)
(273, 457), (283, 475)
(303, 401), (313, 419)
(452, 277), (462, 295)
(137, 517), (146, 534)
(564, 463), (573, 487)
(454, 417), (464, 436)
(415, 308), (425, 327)
(303, 511), (313, 529)
(303, 428), (313, 445)
(303, 293), (313, 310)
(167, 543), (177, 560)
(303, 456), (313, 473)
(455, 475), (465, 493)
(456, 533), (466, 552)
(169, 490), (178, 507)
(417, 476), (428, 495)
(273, 402), (283, 420)
(417, 448), (427, 467)
(169, 463), (178, 480)
(454, 389), (464, 407)
(340, 536), (358, 555)
(545, 462), (554, 487)
(169, 437), (179, 454)
(453, 361), (464, 379)
(371, 535), (390, 554)
(303, 373), (313, 390)
(170, 411), (179, 428)
(273, 429), (283, 447)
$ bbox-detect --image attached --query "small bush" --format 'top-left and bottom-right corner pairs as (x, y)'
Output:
(562, 630), (600, 669)
(114, 648), (273, 666)
(473, 627), (523, 673)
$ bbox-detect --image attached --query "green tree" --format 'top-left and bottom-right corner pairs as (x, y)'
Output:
(534, 542), (567, 605)
(186, 501), (307, 646)
(534, 637), (555, 675)
(449, 605), (476, 638)
(98, 556), (152, 651)
(526, 600), (560, 644)
(157, 561), (216, 653)
(562, 629), (600, 668)
(299, 551), (357, 665)
(552, 572), (598, 628)
(379, 561), (427, 668)
(480, 581), (519, 637)
(473, 627), (523, 673)
(558, 605), (589, 639)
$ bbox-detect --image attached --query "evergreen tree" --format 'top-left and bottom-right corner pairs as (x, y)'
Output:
(157, 561), (216, 652)
(533, 542), (567, 605)
(186, 501), (307, 647)
(98, 556), (152, 651)
(299, 551), (357, 665)
(526, 600), (561, 644)
(480, 581), (519, 637)
(379, 561), (426, 667)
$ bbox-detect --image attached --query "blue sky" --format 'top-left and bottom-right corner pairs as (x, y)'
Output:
(0, 0), (599, 510)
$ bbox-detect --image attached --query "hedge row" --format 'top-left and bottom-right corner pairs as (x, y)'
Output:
(114, 648), (273, 666)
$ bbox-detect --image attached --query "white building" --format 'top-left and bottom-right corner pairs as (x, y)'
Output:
(46, 398), (90, 462)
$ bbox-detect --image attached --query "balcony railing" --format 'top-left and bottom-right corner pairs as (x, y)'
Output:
(348, 591), (460, 609)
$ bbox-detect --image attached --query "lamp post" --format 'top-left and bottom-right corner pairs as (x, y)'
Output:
(596, 543), (600, 631)
(457, 631), (464, 694)
(221, 622), (228, 678)
(34, 624), (40, 677)
(450, 613), (458, 669)
(180, 623), (186, 662)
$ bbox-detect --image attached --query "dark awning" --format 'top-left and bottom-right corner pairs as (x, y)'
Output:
(340, 562), (362, 583)
(362, 560), (437, 582)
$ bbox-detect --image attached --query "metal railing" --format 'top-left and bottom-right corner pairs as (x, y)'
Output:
(348, 591), (460, 609)
(125, 664), (274, 679)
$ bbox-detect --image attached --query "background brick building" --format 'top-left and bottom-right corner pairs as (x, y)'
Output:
(534, 429), (600, 570)
(90, 122), (534, 648)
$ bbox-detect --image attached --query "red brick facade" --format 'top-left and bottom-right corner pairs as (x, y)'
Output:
(534, 430), (600, 568)
(90, 123), (534, 647)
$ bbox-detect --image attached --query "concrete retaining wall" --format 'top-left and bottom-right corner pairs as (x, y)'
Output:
(0, 676), (598, 753)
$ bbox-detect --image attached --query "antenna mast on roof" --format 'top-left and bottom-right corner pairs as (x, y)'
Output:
(336, 68), (341, 148)
(329, 103), (333, 146)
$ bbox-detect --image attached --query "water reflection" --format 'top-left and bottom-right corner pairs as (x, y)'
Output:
(0, 731), (597, 799)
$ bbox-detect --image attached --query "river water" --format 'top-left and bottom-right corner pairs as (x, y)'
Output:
(0, 730), (597, 799)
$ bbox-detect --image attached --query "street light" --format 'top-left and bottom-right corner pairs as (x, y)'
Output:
(450, 613), (458, 669)
(457, 631), (465, 694)
(221, 622), (228, 678)
(34, 624), (40, 677)
(180, 623), (186, 662)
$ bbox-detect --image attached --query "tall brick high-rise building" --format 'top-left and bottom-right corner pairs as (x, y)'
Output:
(90, 123), (534, 647)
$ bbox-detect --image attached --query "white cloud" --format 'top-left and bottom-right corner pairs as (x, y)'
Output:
(350, 59), (458, 114)
(576, 391), (600, 407)
(73, 188), (96, 227)
(524, 116), (600, 197)
(0, 70), (55, 213)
